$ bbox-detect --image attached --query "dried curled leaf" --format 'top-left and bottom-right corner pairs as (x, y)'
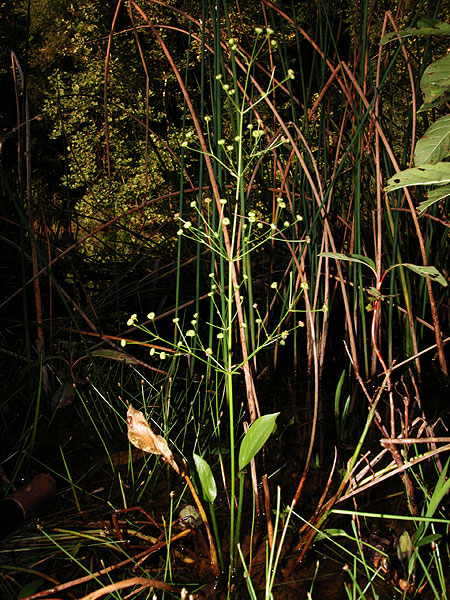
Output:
(126, 404), (180, 474)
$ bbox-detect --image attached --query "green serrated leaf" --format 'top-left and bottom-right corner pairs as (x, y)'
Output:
(414, 115), (450, 164)
(238, 413), (279, 471)
(402, 263), (448, 287)
(193, 453), (217, 504)
(384, 162), (450, 192)
(419, 54), (450, 111)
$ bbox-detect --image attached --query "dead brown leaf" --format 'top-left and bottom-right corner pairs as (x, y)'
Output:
(126, 404), (180, 475)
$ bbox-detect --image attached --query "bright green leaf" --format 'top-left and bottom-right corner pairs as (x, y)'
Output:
(384, 163), (450, 192)
(193, 453), (217, 504)
(414, 115), (450, 164)
(238, 413), (279, 471)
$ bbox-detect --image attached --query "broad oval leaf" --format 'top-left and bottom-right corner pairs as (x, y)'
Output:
(238, 413), (279, 471)
(415, 115), (450, 165)
(384, 163), (450, 192)
(193, 453), (217, 504)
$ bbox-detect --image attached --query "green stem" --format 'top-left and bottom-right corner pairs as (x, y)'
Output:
(209, 501), (225, 573)
(233, 470), (245, 571)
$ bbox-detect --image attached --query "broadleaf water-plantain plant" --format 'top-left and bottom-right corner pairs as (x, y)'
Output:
(121, 25), (308, 587)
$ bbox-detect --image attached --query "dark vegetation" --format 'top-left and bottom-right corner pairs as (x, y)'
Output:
(1, 0), (450, 598)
